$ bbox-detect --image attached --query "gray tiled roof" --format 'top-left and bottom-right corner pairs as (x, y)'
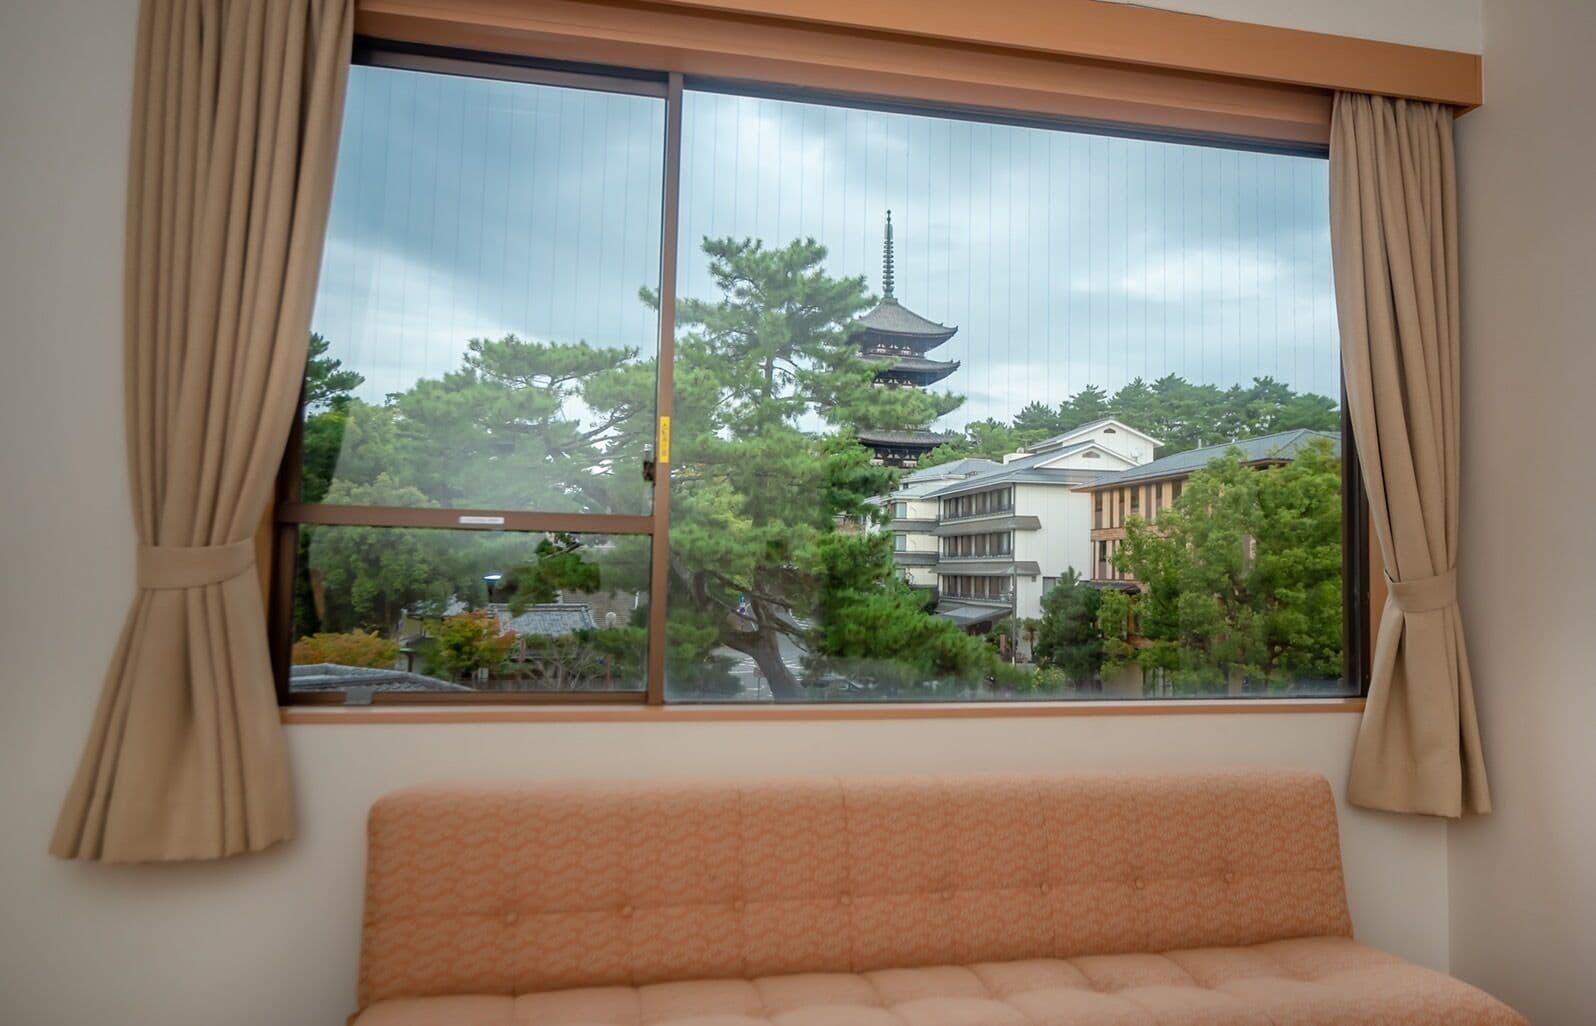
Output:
(857, 427), (959, 447)
(406, 600), (601, 638)
(901, 457), (1001, 483)
(921, 460), (1109, 499)
(854, 298), (958, 342)
(289, 664), (474, 693)
(867, 354), (961, 375)
(1078, 429), (1341, 489)
(498, 603), (598, 637)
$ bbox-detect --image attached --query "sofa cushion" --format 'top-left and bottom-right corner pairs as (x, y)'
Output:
(360, 774), (1352, 1006)
(351, 937), (1525, 1026)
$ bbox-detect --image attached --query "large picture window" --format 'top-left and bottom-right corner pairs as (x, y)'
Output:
(273, 46), (1367, 706)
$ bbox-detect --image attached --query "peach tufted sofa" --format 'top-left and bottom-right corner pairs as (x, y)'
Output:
(352, 772), (1524, 1026)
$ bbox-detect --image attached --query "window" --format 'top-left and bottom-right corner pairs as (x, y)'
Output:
(944, 531), (1013, 558)
(942, 487), (1011, 522)
(274, 56), (667, 702)
(275, 45), (1365, 705)
(941, 575), (1011, 602)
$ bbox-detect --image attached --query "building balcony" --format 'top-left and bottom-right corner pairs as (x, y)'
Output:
(890, 550), (938, 566)
(888, 516), (938, 531)
(933, 513), (1040, 535)
(933, 558), (1041, 576)
(935, 593), (1013, 609)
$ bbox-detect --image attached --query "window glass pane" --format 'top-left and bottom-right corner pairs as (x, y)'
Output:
(290, 528), (649, 696)
(302, 65), (665, 514)
(665, 89), (1346, 703)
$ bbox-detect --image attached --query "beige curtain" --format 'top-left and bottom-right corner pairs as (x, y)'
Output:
(1330, 92), (1489, 817)
(51, 0), (352, 862)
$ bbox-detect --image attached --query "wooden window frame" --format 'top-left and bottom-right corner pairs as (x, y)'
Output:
(270, 33), (1374, 708)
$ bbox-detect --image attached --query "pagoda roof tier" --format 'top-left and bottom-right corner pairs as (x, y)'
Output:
(867, 354), (961, 386)
(856, 427), (958, 451)
(854, 298), (958, 347)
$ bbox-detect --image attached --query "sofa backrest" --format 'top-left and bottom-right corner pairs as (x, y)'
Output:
(359, 771), (1351, 1007)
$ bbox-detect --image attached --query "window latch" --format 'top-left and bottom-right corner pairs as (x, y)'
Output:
(642, 445), (656, 483)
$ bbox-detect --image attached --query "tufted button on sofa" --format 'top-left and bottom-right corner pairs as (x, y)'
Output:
(351, 773), (1524, 1026)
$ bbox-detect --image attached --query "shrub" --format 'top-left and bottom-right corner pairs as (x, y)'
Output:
(427, 610), (518, 680)
(291, 630), (399, 668)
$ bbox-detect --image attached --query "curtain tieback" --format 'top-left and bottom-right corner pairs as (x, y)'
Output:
(1386, 566), (1458, 614)
(137, 539), (257, 590)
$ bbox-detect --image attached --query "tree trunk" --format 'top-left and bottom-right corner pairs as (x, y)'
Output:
(726, 627), (800, 699)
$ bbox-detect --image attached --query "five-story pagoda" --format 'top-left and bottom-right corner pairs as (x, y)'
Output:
(853, 211), (960, 466)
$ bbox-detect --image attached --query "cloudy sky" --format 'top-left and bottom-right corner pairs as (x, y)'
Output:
(311, 64), (1340, 428)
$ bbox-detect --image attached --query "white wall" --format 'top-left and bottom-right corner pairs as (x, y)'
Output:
(1014, 482), (1094, 611)
(0, 2), (1486, 1025)
(1447, 3), (1596, 1024)
(2, 719), (1448, 1026)
(1108, 0), (1483, 54)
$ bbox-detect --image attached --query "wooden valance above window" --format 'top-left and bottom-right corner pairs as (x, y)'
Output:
(355, 0), (1481, 148)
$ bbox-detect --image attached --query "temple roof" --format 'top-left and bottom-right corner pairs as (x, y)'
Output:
(867, 353), (961, 384)
(854, 298), (959, 343)
(856, 427), (958, 450)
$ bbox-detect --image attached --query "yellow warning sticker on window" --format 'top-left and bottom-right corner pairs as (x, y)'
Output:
(658, 416), (671, 464)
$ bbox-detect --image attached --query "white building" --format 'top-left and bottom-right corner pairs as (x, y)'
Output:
(884, 457), (1002, 590)
(908, 419), (1160, 631)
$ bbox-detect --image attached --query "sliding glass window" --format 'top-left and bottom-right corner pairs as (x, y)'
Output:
(275, 56), (668, 702)
(275, 48), (1363, 705)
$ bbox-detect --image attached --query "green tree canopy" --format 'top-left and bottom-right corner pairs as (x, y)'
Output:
(923, 374), (1339, 466)
(663, 237), (987, 698)
(1030, 569), (1105, 684)
(1110, 438), (1343, 693)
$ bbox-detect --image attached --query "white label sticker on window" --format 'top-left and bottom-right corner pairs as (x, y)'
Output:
(457, 515), (505, 526)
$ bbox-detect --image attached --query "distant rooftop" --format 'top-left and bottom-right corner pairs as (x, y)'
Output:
(998, 439), (1135, 472)
(919, 439), (1123, 498)
(405, 599), (599, 638)
(923, 463), (1109, 500)
(901, 457), (1001, 483)
(289, 663), (473, 694)
(1078, 429), (1341, 490)
(1024, 417), (1164, 453)
(498, 603), (597, 637)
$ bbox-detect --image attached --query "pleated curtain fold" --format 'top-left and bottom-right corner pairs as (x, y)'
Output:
(51, 0), (353, 862)
(1330, 92), (1491, 817)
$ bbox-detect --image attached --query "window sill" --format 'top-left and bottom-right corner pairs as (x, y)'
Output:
(280, 697), (1365, 724)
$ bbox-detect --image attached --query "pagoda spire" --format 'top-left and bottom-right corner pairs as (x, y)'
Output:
(882, 210), (895, 299)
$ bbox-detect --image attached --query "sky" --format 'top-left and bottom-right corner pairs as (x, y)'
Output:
(310, 64), (1340, 429)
